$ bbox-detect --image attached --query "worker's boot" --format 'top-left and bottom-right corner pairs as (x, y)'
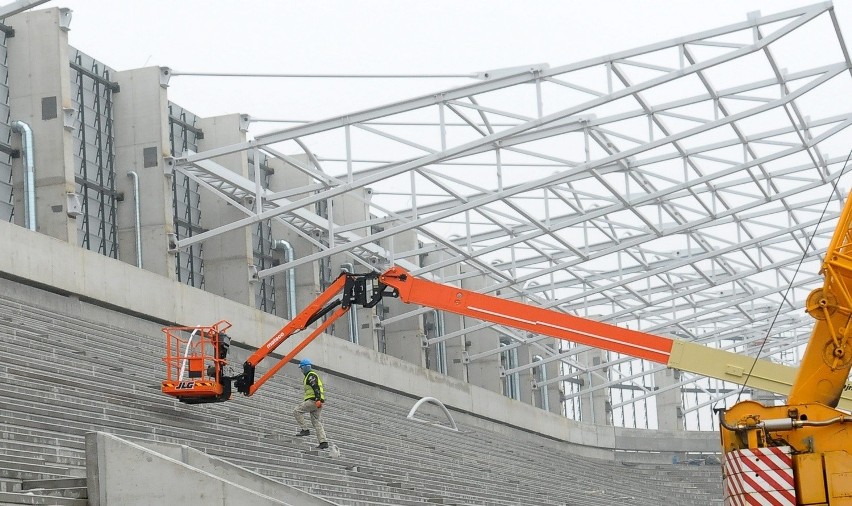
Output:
(318, 442), (329, 449)
(296, 429), (310, 436)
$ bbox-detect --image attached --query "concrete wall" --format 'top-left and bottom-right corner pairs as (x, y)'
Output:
(86, 432), (316, 506)
(0, 218), (718, 455)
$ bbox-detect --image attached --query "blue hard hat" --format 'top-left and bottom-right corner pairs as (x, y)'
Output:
(299, 358), (312, 368)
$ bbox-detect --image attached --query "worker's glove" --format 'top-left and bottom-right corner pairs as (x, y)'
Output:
(315, 400), (323, 408)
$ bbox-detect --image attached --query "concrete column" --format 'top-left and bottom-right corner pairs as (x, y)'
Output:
(532, 342), (561, 415)
(421, 252), (465, 381)
(521, 281), (562, 413)
(380, 228), (424, 366)
(654, 368), (684, 431)
(265, 154), (322, 319)
(545, 351), (561, 415)
(514, 342), (535, 406)
(460, 269), (502, 395)
(255, 156), (293, 321)
(579, 348), (611, 426)
(7, 8), (76, 242)
(441, 308), (466, 381)
(196, 113), (254, 307)
(328, 190), (372, 346)
(112, 66), (175, 278)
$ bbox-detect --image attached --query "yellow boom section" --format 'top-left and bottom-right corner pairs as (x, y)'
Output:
(788, 191), (852, 407)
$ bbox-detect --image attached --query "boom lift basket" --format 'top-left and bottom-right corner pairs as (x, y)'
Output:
(158, 272), (388, 402)
(162, 320), (232, 403)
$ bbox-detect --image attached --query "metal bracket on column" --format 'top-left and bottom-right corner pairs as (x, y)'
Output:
(163, 156), (176, 177)
(159, 67), (172, 88)
(65, 192), (82, 218)
(62, 107), (75, 131)
(166, 233), (178, 253)
(58, 7), (72, 31)
(239, 114), (251, 133)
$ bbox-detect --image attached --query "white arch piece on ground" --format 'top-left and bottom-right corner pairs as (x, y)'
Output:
(406, 396), (459, 432)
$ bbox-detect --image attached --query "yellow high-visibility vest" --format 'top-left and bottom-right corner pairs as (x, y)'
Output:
(303, 371), (325, 401)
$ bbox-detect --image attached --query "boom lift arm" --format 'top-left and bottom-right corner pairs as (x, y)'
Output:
(161, 265), (678, 403)
(233, 271), (388, 397)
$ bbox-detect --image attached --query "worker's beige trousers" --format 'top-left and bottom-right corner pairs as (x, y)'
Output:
(294, 400), (327, 443)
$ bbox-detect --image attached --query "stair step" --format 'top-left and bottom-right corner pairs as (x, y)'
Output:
(0, 491), (87, 506)
(19, 479), (85, 490)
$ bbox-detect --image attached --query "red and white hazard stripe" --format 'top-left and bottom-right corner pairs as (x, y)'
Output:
(723, 446), (795, 506)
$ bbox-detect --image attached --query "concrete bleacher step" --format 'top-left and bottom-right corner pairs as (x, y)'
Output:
(0, 490), (86, 506)
(0, 461), (81, 482)
(20, 478), (87, 499)
(0, 474), (86, 506)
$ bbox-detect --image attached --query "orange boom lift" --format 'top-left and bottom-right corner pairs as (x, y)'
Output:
(162, 266), (676, 404)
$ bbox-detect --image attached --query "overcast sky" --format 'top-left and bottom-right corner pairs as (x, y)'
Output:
(43, 0), (850, 138)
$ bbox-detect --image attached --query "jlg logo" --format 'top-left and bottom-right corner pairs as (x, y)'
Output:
(176, 382), (195, 390)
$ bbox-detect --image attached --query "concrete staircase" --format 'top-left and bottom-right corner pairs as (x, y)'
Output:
(0, 278), (723, 505)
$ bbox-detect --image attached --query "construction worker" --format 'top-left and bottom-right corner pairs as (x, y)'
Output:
(293, 358), (329, 449)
